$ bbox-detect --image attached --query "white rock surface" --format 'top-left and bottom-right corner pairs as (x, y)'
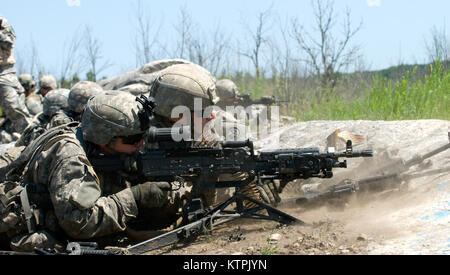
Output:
(257, 119), (450, 255)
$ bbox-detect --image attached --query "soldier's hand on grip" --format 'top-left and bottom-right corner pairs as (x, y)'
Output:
(131, 182), (171, 209)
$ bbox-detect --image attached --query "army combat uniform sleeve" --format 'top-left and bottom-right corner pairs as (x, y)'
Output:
(31, 138), (138, 239)
(0, 16), (31, 132)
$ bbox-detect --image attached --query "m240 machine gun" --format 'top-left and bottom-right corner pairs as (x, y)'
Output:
(90, 127), (373, 254)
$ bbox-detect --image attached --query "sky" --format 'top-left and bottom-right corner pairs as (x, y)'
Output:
(2, 0), (450, 79)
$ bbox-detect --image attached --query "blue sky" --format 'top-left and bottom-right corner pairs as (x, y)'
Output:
(2, 0), (450, 79)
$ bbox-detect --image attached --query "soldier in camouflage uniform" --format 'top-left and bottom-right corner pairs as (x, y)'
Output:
(148, 64), (280, 208)
(18, 74), (43, 116)
(15, 88), (73, 147)
(0, 91), (172, 251)
(1, 88), (77, 171)
(36, 75), (57, 97)
(216, 79), (239, 110)
(214, 79), (252, 141)
(216, 79), (284, 205)
(0, 16), (31, 143)
(1, 83), (102, 177)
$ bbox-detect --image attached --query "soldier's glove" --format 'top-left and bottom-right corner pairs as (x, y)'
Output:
(131, 182), (171, 209)
(256, 179), (282, 206)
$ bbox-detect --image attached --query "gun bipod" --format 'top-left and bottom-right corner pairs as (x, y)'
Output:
(126, 192), (305, 255)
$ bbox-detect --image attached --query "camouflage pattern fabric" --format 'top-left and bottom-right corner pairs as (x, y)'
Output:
(0, 145), (24, 172)
(25, 93), (43, 116)
(150, 63), (219, 118)
(68, 81), (103, 114)
(0, 17), (31, 135)
(2, 125), (139, 251)
(0, 66), (31, 134)
(42, 88), (70, 117)
(18, 74), (36, 94)
(216, 79), (238, 99)
(0, 16), (16, 67)
(213, 109), (250, 142)
(48, 111), (73, 128)
(98, 59), (192, 91)
(38, 75), (57, 90)
(15, 89), (71, 147)
(118, 83), (150, 95)
(82, 91), (145, 145)
(14, 113), (49, 147)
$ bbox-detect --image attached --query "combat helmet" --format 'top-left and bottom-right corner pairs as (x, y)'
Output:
(42, 88), (70, 117)
(39, 75), (57, 90)
(68, 81), (103, 114)
(216, 79), (238, 99)
(149, 63), (219, 118)
(82, 91), (147, 145)
(18, 74), (36, 92)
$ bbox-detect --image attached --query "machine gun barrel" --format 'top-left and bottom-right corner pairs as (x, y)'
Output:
(235, 94), (287, 106)
(378, 134), (449, 174)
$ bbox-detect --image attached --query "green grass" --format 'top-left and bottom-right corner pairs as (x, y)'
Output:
(229, 61), (449, 121)
(292, 61), (449, 121)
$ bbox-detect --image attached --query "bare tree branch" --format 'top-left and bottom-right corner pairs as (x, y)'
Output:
(238, 5), (274, 78)
(291, 0), (363, 87)
(425, 24), (449, 62)
(59, 28), (83, 86)
(173, 5), (194, 59)
(187, 22), (230, 75)
(82, 25), (113, 82)
(131, 0), (163, 67)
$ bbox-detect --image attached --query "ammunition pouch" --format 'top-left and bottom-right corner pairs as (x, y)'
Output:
(0, 181), (50, 236)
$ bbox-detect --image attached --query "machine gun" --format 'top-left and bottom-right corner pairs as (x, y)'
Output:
(90, 126), (373, 254)
(282, 132), (450, 208)
(235, 94), (288, 107)
(0, 242), (125, 255)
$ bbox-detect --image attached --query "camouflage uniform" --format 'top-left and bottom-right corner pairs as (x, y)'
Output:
(68, 81), (103, 115)
(36, 75), (57, 98)
(18, 74), (43, 116)
(151, 65), (278, 207)
(15, 89), (73, 147)
(0, 92), (168, 251)
(0, 16), (31, 138)
(216, 79), (239, 109)
(98, 59), (194, 95)
(148, 64), (261, 208)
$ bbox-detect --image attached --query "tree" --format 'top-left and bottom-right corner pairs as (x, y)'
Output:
(131, 0), (163, 67)
(82, 25), (112, 82)
(59, 28), (83, 87)
(291, 0), (362, 87)
(425, 25), (449, 63)
(239, 6), (274, 79)
(187, 23), (230, 76)
(173, 5), (194, 59)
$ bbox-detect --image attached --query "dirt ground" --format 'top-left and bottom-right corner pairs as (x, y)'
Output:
(142, 119), (450, 255)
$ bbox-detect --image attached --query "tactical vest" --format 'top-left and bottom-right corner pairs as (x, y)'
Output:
(0, 122), (80, 236)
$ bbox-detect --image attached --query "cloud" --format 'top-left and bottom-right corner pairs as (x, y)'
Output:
(366, 0), (381, 7)
(67, 0), (81, 7)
